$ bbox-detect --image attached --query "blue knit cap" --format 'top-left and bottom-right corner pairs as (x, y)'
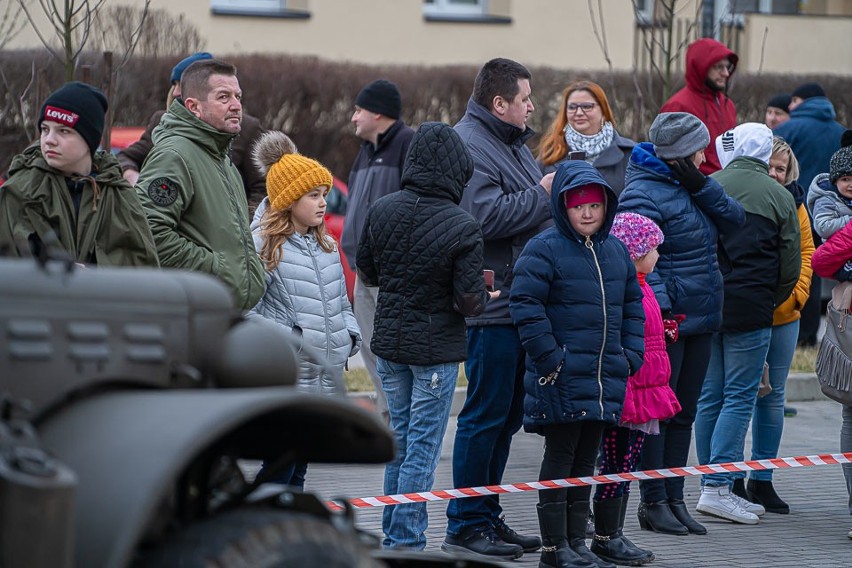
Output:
(170, 52), (214, 84)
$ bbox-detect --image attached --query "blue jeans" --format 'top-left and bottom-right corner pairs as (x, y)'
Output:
(446, 325), (526, 536)
(749, 320), (799, 481)
(695, 328), (772, 487)
(378, 358), (458, 549)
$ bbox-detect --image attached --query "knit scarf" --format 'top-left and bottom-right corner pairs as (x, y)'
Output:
(564, 121), (614, 163)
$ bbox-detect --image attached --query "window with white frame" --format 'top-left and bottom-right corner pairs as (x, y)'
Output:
(211, 0), (288, 15)
(715, 0), (799, 24)
(423, 0), (487, 17)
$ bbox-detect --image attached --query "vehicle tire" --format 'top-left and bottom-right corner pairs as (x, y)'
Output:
(130, 506), (384, 568)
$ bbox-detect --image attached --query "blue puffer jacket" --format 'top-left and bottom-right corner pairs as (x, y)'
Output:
(774, 97), (846, 192)
(618, 143), (745, 336)
(510, 161), (645, 433)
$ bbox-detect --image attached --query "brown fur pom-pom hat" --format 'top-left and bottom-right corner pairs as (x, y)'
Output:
(252, 131), (333, 211)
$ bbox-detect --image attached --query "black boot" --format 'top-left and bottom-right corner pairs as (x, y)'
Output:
(619, 496), (654, 560)
(590, 497), (654, 566)
(746, 478), (790, 514)
(537, 502), (595, 568)
(731, 478), (750, 501)
(637, 501), (688, 535)
(494, 514), (542, 552)
(568, 500), (615, 568)
(668, 499), (707, 535)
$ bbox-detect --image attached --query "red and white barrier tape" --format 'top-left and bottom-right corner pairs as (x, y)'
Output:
(327, 452), (852, 510)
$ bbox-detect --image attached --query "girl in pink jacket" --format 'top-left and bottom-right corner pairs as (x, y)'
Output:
(590, 212), (681, 567)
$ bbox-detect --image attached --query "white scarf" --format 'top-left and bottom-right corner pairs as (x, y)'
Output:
(564, 121), (614, 163)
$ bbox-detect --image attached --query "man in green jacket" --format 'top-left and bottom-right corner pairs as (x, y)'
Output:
(135, 59), (263, 310)
(693, 122), (800, 525)
(0, 81), (158, 267)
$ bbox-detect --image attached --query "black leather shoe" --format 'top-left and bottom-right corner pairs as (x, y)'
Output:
(668, 499), (707, 534)
(637, 501), (688, 535)
(493, 515), (541, 552)
(747, 479), (790, 514)
(441, 526), (524, 560)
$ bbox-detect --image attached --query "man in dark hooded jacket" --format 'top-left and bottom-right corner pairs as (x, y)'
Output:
(661, 38), (738, 175)
(357, 122), (489, 551)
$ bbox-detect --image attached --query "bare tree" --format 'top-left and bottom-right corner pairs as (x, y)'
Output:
(93, 4), (204, 60)
(586, 0), (617, 99)
(0, 0), (26, 50)
(18, 0), (108, 80)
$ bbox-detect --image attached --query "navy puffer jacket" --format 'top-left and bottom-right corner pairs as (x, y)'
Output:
(618, 143), (745, 336)
(510, 161), (645, 433)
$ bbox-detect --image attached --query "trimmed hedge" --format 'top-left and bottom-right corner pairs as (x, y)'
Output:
(1, 50), (849, 179)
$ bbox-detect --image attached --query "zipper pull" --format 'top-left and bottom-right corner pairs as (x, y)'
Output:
(585, 235), (593, 249)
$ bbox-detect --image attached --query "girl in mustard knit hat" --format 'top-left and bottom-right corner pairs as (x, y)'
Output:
(249, 131), (361, 489)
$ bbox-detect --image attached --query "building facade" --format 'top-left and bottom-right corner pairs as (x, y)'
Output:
(7, 0), (852, 75)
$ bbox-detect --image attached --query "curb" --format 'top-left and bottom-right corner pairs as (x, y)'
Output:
(351, 375), (826, 416)
(785, 372), (826, 402)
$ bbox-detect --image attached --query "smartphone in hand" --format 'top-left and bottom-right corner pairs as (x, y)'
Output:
(483, 269), (495, 292)
(568, 150), (586, 161)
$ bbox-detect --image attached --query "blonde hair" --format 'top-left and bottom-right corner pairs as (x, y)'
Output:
(771, 136), (800, 186)
(259, 204), (335, 272)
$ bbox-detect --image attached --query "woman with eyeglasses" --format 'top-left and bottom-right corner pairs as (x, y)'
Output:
(537, 81), (635, 195)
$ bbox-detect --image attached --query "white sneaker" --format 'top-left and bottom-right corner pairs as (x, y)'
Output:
(696, 486), (759, 524)
(729, 492), (765, 516)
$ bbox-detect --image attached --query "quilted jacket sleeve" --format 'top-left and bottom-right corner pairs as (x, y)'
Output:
(621, 260), (646, 375)
(510, 238), (562, 376)
(810, 194), (851, 241)
(355, 212), (379, 286)
(617, 188), (671, 313)
(339, 257), (362, 357)
(812, 221), (852, 279)
(452, 219), (488, 317)
(688, 175), (746, 234)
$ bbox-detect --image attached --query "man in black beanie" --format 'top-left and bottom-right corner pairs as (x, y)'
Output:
(343, 79), (415, 423)
(764, 93), (791, 130)
(0, 82), (158, 267)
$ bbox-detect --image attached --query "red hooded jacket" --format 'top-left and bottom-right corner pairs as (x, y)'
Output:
(661, 39), (738, 174)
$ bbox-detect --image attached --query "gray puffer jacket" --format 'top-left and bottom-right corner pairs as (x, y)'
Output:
(806, 173), (852, 240)
(250, 199), (361, 393)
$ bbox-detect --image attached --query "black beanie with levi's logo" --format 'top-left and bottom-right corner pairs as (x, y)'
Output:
(39, 81), (108, 156)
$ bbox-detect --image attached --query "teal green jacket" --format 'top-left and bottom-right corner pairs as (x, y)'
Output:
(0, 145), (159, 267)
(712, 157), (801, 331)
(135, 101), (263, 310)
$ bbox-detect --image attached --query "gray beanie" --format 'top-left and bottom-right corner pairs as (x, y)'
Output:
(649, 112), (711, 160)
(829, 146), (852, 184)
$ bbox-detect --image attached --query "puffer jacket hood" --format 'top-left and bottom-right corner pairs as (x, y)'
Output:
(153, 99), (236, 158)
(789, 97), (838, 122)
(401, 122), (473, 204)
(684, 38), (738, 96)
(551, 160), (618, 242)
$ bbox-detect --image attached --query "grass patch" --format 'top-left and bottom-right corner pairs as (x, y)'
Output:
(344, 365), (469, 392)
(789, 345), (818, 373)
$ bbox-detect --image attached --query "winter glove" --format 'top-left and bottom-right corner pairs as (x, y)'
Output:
(834, 259), (852, 282)
(662, 311), (686, 344)
(669, 157), (706, 194)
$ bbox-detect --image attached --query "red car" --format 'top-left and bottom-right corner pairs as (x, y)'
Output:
(110, 126), (355, 301)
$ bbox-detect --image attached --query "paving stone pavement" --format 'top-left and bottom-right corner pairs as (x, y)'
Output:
(302, 399), (850, 567)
